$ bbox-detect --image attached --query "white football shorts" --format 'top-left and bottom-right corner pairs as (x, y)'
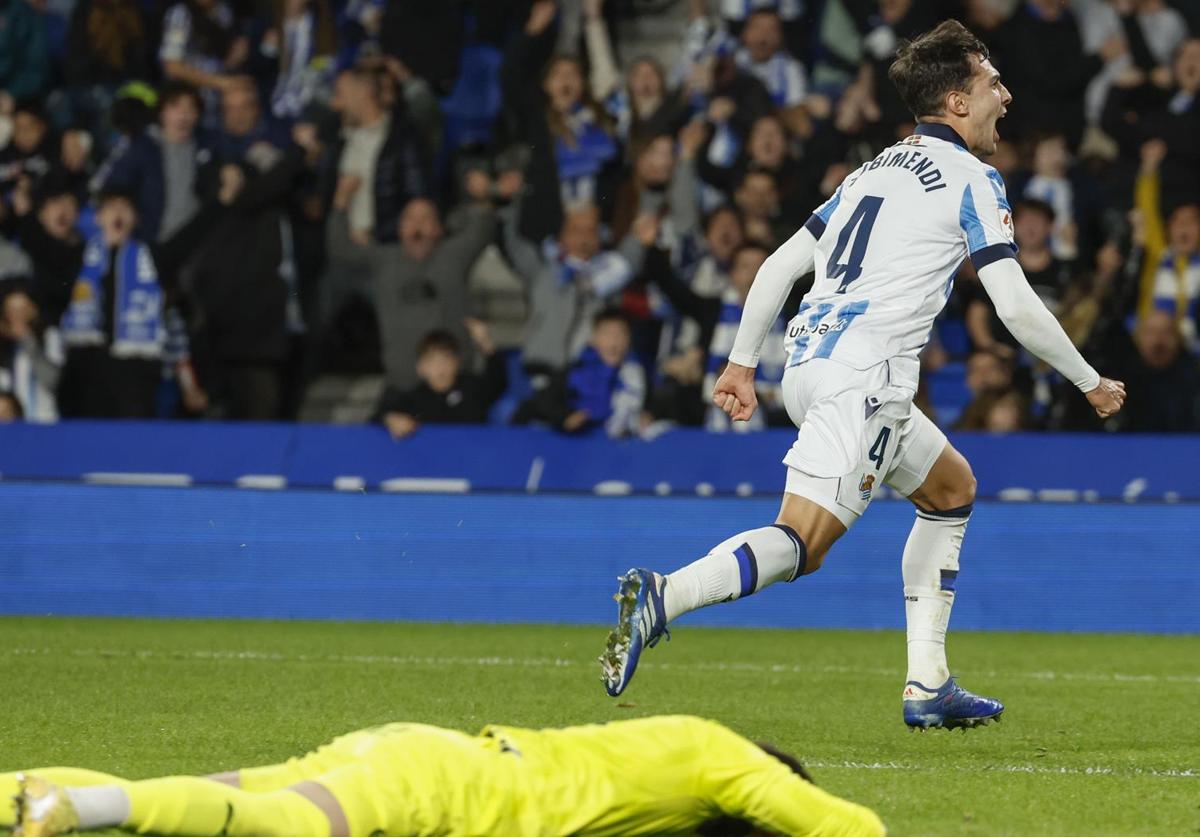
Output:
(780, 358), (947, 528)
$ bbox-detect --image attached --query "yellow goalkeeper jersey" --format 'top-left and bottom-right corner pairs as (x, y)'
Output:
(300, 715), (885, 837)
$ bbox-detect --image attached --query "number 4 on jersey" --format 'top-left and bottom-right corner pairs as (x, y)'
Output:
(827, 196), (884, 294)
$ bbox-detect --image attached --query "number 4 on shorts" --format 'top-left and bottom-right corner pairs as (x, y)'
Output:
(869, 425), (891, 470)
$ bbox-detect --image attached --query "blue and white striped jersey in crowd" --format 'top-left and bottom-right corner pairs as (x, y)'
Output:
(267, 12), (334, 120)
(706, 288), (787, 433)
(555, 106), (619, 209)
(735, 48), (808, 108)
(720, 0), (805, 21)
(1022, 174), (1076, 260)
(1151, 251), (1200, 354)
(159, 2), (234, 73)
(677, 16), (808, 109)
(785, 123), (1018, 394)
(0, 329), (62, 423)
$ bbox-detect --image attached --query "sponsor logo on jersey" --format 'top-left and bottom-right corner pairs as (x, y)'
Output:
(1000, 208), (1014, 238)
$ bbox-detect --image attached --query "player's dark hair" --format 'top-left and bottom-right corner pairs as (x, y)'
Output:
(417, 330), (461, 359)
(888, 20), (990, 121)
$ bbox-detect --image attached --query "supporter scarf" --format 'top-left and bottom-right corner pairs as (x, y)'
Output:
(61, 236), (164, 358)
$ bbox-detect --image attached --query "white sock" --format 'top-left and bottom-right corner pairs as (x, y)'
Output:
(902, 505), (971, 690)
(663, 525), (806, 623)
(66, 785), (131, 829)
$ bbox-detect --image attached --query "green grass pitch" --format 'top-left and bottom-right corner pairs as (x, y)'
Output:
(2, 617), (1197, 836)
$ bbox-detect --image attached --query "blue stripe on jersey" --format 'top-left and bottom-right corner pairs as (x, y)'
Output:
(984, 168), (1012, 212)
(959, 184), (988, 255)
(815, 186), (843, 224)
(788, 301), (832, 365)
(811, 300), (870, 359)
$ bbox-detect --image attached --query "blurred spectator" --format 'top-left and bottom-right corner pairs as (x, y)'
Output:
(993, 0), (1124, 148)
(314, 66), (430, 345)
(955, 349), (1020, 430)
(372, 179), (503, 393)
(501, 1), (619, 241)
(0, 282), (62, 421)
(733, 169), (783, 246)
(184, 147), (307, 420)
(0, 101), (54, 217)
(966, 199), (1075, 356)
(159, 0), (248, 100)
(514, 308), (645, 437)
(260, 0), (336, 121)
(100, 83), (216, 242)
(376, 322), (507, 440)
(0, 0), (50, 100)
(15, 177), (84, 323)
(1077, 0), (1190, 125)
(1148, 202), (1200, 351)
(0, 389), (21, 420)
(1133, 137), (1200, 352)
(1103, 37), (1200, 212)
(60, 0), (153, 151)
(1115, 308), (1200, 431)
(212, 79), (287, 163)
(503, 195), (644, 381)
(377, 0), (463, 98)
(585, 0), (690, 149)
(1020, 134), (1083, 260)
(644, 237), (791, 431)
(57, 186), (231, 418)
(0, 234), (32, 286)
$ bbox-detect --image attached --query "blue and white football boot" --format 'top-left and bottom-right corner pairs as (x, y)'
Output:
(600, 568), (669, 697)
(903, 677), (1004, 730)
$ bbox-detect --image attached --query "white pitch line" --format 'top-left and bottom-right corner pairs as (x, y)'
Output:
(6, 647), (1200, 686)
(804, 761), (1197, 779)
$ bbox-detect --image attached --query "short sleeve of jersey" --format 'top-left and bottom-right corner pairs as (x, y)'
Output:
(959, 166), (1018, 271)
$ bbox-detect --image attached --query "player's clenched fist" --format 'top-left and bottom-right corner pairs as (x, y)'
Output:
(712, 362), (758, 422)
(1086, 377), (1126, 419)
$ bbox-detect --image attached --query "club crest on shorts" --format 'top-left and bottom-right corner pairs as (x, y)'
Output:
(858, 473), (875, 501)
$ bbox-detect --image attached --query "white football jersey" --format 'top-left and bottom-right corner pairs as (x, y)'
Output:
(784, 123), (1017, 392)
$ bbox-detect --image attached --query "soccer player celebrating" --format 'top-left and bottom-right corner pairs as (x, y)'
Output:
(8, 715), (884, 836)
(600, 20), (1127, 729)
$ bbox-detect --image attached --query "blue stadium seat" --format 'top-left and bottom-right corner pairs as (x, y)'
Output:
(439, 44), (504, 152)
(927, 361), (970, 427)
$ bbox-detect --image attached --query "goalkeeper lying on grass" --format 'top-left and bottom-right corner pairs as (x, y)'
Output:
(6, 715), (883, 836)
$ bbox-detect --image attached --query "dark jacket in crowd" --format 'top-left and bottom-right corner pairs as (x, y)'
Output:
(16, 213), (85, 325)
(1117, 353), (1200, 433)
(63, 0), (154, 87)
(319, 102), (431, 244)
(185, 148), (305, 365)
(380, 0), (464, 96)
(375, 351), (507, 425)
(0, 0), (50, 98)
(991, 6), (1102, 149)
(101, 128), (218, 242)
(1102, 82), (1200, 214)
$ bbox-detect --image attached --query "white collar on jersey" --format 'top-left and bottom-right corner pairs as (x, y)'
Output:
(914, 122), (969, 151)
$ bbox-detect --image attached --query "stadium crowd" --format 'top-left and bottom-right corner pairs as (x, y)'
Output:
(0, 0), (1197, 435)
